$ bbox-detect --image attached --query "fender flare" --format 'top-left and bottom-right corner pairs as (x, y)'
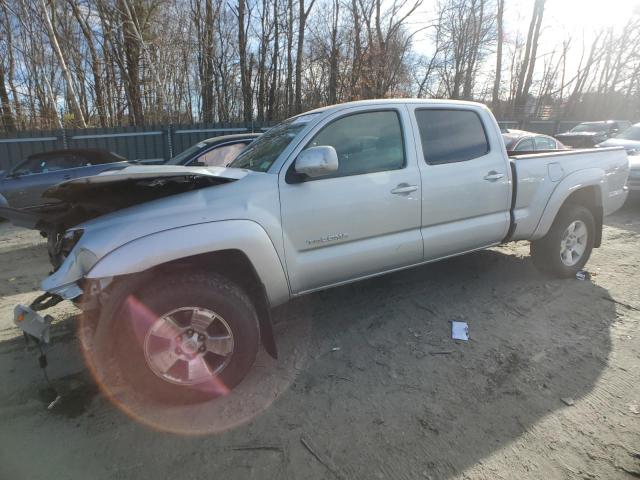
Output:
(532, 168), (605, 241)
(87, 219), (290, 307)
(86, 220), (290, 359)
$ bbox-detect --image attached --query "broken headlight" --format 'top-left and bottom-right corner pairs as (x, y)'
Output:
(52, 229), (84, 268)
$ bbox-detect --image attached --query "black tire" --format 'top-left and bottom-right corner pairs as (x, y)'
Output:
(530, 204), (595, 278)
(103, 272), (260, 404)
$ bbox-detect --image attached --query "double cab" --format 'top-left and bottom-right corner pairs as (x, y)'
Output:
(11, 100), (629, 402)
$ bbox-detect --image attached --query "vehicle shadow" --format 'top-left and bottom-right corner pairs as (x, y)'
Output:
(269, 247), (618, 479)
(0, 246), (620, 479)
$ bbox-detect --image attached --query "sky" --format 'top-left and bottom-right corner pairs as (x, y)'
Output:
(407, 0), (640, 94)
(413, 0), (640, 57)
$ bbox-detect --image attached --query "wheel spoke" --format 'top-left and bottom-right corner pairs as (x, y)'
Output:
(566, 222), (575, 235)
(190, 308), (215, 332)
(188, 356), (212, 382)
(150, 316), (182, 340)
(149, 348), (180, 374)
(574, 223), (587, 239)
(206, 335), (233, 356)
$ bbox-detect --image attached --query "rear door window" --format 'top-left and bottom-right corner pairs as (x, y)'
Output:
(515, 138), (535, 151)
(197, 143), (249, 167)
(534, 136), (556, 150)
(12, 158), (43, 176)
(39, 155), (80, 172)
(415, 109), (489, 165)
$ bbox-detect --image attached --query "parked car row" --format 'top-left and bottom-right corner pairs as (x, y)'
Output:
(0, 133), (259, 211)
(500, 121), (639, 196)
(555, 120), (631, 148)
(501, 129), (567, 152)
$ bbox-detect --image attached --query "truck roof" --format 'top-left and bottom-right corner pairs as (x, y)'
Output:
(304, 98), (487, 116)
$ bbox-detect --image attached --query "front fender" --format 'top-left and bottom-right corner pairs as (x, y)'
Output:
(532, 168), (605, 240)
(86, 220), (290, 307)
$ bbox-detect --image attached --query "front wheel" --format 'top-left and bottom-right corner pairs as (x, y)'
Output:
(103, 272), (260, 403)
(530, 204), (595, 278)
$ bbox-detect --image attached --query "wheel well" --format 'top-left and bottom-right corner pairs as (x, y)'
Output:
(561, 186), (603, 247)
(148, 250), (278, 358)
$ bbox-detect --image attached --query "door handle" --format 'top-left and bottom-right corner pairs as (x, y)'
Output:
(483, 171), (504, 182)
(390, 184), (418, 195)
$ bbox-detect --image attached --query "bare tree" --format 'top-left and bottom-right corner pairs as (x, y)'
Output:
(491, 0), (503, 113)
(513, 0), (545, 115)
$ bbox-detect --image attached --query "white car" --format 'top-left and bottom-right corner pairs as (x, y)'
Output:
(597, 124), (640, 193)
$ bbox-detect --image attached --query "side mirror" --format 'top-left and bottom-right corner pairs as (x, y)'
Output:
(294, 146), (339, 178)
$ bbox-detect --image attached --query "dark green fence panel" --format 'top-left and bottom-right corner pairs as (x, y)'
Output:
(0, 121), (280, 172)
(0, 117), (603, 173)
(0, 129), (65, 173)
(65, 125), (168, 162)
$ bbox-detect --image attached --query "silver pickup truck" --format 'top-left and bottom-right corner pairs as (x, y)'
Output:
(12, 99), (629, 401)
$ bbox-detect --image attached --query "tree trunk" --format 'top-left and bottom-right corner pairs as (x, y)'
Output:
(39, 0), (87, 127)
(267, 0), (279, 120)
(491, 0), (504, 113)
(118, 0), (144, 125)
(286, 0), (293, 114)
(0, 63), (16, 132)
(68, 0), (108, 126)
(514, 0), (545, 115)
(238, 0), (252, 123)
(295, 0), (315, 113)
(328, 0), (339, 104)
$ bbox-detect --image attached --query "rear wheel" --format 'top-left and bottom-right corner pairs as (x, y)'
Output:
(104, 272), (260, 403)
(530, 204), (595, 278)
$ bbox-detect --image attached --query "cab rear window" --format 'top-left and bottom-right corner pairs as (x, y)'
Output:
(415, 109), (489, 165)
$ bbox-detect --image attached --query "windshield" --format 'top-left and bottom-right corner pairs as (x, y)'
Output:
(616, 125), (640, 140)
(166, 142), (208, 165)
(229, 113), (319, 172)
(570, 122), (608, 133)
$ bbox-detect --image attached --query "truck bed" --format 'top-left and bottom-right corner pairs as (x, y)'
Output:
(507, 147), (629, 242)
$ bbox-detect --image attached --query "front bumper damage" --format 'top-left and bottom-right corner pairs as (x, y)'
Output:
(13, 282), (83, 343)
(13, 277), (104, 344)
(14, 293), (64, 343)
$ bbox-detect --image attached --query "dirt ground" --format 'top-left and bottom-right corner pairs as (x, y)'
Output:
(0, 200), (639, 480)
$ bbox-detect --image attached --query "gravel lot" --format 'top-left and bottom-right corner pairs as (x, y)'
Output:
(0, 200), (639, 480)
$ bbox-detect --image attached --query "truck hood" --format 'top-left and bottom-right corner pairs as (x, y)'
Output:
(556, 131), (604, 138)
(0, 164), (248, 232)
(44, 164), (247, 201)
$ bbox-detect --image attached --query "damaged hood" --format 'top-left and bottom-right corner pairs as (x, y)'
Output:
(0, 164), (249, 233)
(44, 164), (248, 201)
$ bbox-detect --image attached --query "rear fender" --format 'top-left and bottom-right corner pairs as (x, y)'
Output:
(532, 168), (605, 241)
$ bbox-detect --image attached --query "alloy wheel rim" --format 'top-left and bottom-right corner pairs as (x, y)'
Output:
(143, 307), (234, 386)
(559, 220), (588, 267)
